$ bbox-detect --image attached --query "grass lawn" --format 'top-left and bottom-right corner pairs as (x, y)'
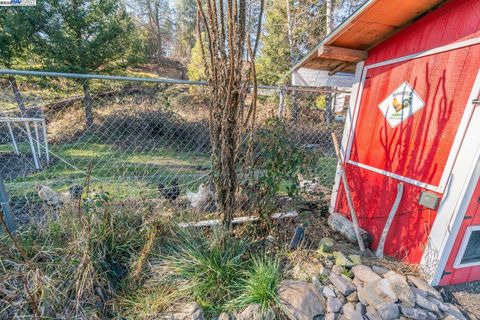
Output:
(1, 138), (211, 201)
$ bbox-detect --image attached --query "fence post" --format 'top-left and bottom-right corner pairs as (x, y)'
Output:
(277, 88), (286, 118)
(0, 174), (16, 233)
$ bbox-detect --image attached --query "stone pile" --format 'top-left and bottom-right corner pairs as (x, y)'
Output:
(162, 237), (468, 320)
(306, 237), (467, 320)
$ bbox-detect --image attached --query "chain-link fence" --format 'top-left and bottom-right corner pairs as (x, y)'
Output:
(0, 70), (349, 226)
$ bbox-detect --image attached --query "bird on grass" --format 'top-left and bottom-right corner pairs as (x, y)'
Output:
(158, 178), (180, 201)
(35, 184), (84, 208)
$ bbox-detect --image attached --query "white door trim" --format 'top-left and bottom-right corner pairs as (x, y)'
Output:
(344, 39), (480, 193)
(330, 61), (365, 213)
(422, 71), (480, 285)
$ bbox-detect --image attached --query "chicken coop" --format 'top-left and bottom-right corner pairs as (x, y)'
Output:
(294, 0), (480, 286)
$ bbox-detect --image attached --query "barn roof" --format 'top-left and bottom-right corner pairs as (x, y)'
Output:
(294, 0), (447, 74)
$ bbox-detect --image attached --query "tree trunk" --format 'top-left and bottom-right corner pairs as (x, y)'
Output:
(9, 76), (27, 115)
(82, 80), (94, 128)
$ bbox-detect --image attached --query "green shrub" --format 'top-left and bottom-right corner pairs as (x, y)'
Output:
(249, 117), (306, 216)
(235, 256), (282, 314)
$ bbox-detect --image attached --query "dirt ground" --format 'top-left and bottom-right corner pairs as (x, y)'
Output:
(441, 282), (480, 319)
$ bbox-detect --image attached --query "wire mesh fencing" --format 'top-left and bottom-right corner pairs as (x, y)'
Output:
(0, 70), (349, 226)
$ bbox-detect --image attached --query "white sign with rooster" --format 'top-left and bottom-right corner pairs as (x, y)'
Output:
(378, 81), (425, 128)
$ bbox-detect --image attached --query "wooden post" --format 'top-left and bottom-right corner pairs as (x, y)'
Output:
(331, 132), (365, 252)
(6, 121), (19, 155)
(0, 174), (16, 233)
(376, 183), (404, 258)
(24, 122), (40, 169)
(33, 122), (42, 161)
(41, 119), (50, 163)
(277, 89), (286, 118)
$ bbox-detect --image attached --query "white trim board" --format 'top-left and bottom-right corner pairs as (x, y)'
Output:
(454, 225), (480, 269)
(330, 61), (365, 214)
(344, 39), (480, 194)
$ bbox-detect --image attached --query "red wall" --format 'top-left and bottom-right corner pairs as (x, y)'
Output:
(335, 0), (480, 263)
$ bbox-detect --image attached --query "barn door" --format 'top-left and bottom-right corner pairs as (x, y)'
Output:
(438, 77), (480, 286)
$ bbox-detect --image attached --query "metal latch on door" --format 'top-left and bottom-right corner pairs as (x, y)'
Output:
(473, 98), (480, 105)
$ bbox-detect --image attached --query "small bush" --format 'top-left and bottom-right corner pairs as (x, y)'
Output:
(235, 256), (282, 314)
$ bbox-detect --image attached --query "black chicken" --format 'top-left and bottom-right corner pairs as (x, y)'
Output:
(158, 178), (180, 201)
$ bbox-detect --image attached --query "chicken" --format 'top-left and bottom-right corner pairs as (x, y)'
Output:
(158, 178), (180, 201)
(36, 185), (62, 207)
(35, 184), (84, 207)
(187, 183), (214, 210)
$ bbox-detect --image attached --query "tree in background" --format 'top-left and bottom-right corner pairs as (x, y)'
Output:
(130, 0), (174, 64)
(0, 8), (39, 113)
(38, 0), (137, 127)
(173, 0), (197, 62)
(186, 34), (206, 81)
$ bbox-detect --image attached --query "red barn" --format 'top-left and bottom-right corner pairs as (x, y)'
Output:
(295, 0), (480, 285)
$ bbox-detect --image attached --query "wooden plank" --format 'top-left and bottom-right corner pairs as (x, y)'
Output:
(178, 211), (298, 228)
(318, 45), (367, 62)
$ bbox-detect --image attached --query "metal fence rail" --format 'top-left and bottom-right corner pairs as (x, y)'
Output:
(0, 70), (349, 225)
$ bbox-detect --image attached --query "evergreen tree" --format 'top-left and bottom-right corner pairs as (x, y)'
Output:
(38, 0), (136, 127)
(0, 8), (39, 113)
(256, 0), (290, 85)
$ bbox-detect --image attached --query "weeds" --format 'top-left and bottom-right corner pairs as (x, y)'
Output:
(161, 228), (249, 314)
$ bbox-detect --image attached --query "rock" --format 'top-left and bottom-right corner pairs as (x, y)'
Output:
(444, 303), (467, 320)
(399, 306), (428, 320)
(237, 304), (261, 320)
(292, 259), (328, 281)
(375, 279), (398, 303)
(348, 255), (362, 266)
(172, 302), (205, 320)
(328, 213), (373, 247)
(312, 276), (323, 291)
(425, 311), (437, 320)
(352, 277), (364, 288)
(410, 287), (428, 298)
(342, 302), (364, 320)
(347, 291), (358, 302)
(319, 237), (334, 253)
(278, 280), (325, 320)
(372, 265), (389, 276)
(217, 313), (230, 320)
(356, 302), (366, 315)
(334, 251), (355, 267)
(376, 303), (400, 320)
(332, 265), (345, 274)
(358, 279), (397, 306)
(427, 297), (447, 312)
(327, 297), (343, 313)
(323, 286), (337, 298)
(325, 312), (338, 320)
(365, 307), (382, 320)
(407, 276), (442, 300)
(414, 294), (439, 313)
(330, 273), (356, 296)
(324, 259), (334, 269)
(351, 265), (381, 284)
(384, 271), (415, 307)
